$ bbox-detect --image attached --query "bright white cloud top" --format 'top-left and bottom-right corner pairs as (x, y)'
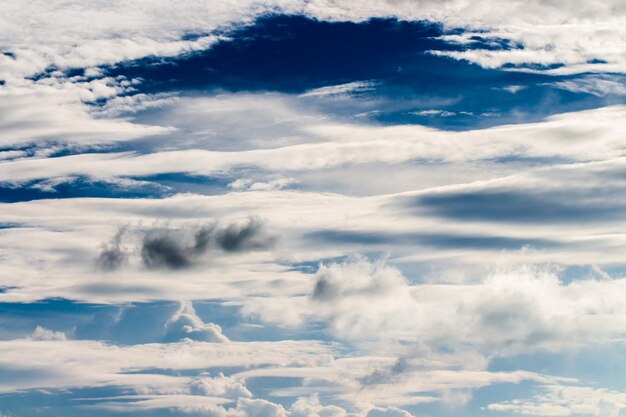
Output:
(1, 2), (626, 417)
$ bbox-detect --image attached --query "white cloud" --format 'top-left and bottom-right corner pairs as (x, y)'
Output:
(94, 93), (179, 117)
(301, 81), (378, 98)
(500, 85), (526, 94)
(30, 326), (66, 341)
(3, 103), (626, 183)
(164, 301), (230, 342)
(236, 398), (287, 417)
(1, 0), (625, 82)
(229, 177), (299, 192)
(0, 86), (171, 148)
(243, 256), (626, 356)
(411, 110), (457, 117)
(235, 355), (571, 409)
(0, 337), (334, 394)
(189, 373), (252, 399)
(549, 76), (626, 96)
(290, 394), (349, 417)
(487, 384), (626, 417)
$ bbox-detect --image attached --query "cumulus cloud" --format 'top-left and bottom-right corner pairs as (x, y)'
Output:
(290, 394), (349, 417)
(30, 326), (66, 341)
(245, 256), (626, 357)
(163, 301), (230, 343)
(235, 398), (287, 417)
(189, 373), (251, 398)
(365, 407), (415, 417)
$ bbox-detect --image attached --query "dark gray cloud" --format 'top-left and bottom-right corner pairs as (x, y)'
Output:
(217, 218), (274, 252)
(359, 357), (412, 385)
(140, 218), (273, 270)
(95, 226), (128, 271)
(141, 231), (193, 270)
(96, 218), (274, 271)
(311, 275), (338, 301)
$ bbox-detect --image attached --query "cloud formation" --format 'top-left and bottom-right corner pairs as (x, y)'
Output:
(95, 218), (274, 271)
(163, 301), (230, 343)
(1, 4), (626, 416)
(245, 256), (626, 357)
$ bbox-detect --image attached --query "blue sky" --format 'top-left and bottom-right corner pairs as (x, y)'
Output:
(2, 1), (626, 417)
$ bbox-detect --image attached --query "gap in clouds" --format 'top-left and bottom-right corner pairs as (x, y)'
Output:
(91, 14), (626, 131)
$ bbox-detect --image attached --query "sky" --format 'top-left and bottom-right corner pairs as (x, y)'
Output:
(1, 1), (626, 416)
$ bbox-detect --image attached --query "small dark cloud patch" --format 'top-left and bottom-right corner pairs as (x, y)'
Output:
(95, 227), (129, 271)
(96, 218), (275, 271)
(217, 218), (272, 252)
(359, 356), (412, 385)
(141, 230), (193, 270)
(311, 276), (338, 302)
(140, 218), (273, 270)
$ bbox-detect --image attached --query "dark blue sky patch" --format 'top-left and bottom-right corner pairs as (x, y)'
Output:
(91, 14), (626, 130)
(107, 15), (449, 93)
(15, 14), (626, 133)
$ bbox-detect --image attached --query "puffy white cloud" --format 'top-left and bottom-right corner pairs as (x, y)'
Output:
(290, 394), (349, 417)
(164, 301), (230, 342)
(235, 398), (287, 417)
(189, 373), (252, 399)
(30, 326), (66, 341)
(243, 256), (626, 356)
